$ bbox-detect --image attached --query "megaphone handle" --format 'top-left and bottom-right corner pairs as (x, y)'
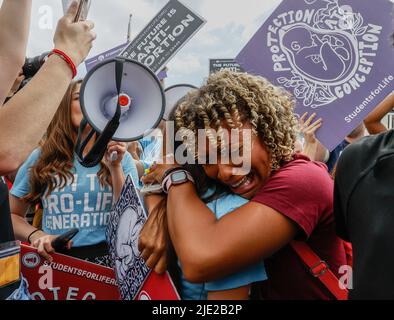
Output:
(110, 151), (118, 162)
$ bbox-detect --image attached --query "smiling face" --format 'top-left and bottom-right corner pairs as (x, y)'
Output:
(70, 82), (83, 130)
(173, 70), (298, 197)
(201, 126), (272, 199)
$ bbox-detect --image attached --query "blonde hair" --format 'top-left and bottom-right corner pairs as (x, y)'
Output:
(174, 70), (298, 171)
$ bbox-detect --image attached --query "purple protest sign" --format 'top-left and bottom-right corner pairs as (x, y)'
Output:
(236, 0), (394, 151)
(157, 68), (168, 81)
(85, 43), (128, 72)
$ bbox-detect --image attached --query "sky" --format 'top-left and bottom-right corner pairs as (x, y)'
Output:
(21, 0), (282, 87)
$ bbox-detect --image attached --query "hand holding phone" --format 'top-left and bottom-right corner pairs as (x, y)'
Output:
(140, 184), (163, 196)
(51, 228), (79, 252)
(62, 0), (91, 22)
(55, 1), (96, 67)
(74, 0), (91, 22)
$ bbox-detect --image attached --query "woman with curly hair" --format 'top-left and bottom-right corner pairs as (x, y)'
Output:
(9, 80), (139, 266)
(142, 70), (347, 300)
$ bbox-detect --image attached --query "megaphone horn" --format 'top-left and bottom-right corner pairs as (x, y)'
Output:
(164, 84), (197, 121)
(75, 57), (165, 168)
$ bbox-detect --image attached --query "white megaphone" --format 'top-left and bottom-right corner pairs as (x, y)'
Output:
(75, 57), (165, 167)
(163, 84), (197, 121)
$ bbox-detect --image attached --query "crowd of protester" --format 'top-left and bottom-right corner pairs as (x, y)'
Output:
(1, 0), (394, 301)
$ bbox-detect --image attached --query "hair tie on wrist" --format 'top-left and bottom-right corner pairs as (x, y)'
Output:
(27, 229), (41, 244)
(48, 49), (77, 78)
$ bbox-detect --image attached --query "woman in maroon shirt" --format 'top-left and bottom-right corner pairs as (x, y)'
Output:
(141, 70), (347, 299)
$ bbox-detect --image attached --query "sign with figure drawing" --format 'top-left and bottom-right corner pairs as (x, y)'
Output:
(106, 175), (180, 300)
(106, 175), (150, 300)
(236, 0), (394, 151)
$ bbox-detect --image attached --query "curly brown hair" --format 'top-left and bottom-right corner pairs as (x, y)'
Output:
(173, 70), (298, 171)
(23, 80), (112, 205)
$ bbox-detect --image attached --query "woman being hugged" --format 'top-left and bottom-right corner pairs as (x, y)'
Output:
(10, 80), (139, 266)
(142, 70), (347, 300)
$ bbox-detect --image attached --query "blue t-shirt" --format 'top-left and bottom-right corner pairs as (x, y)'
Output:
(180, 192), (267, 300)
(11, 149), (139, 247)
(139, 135), (163, 166)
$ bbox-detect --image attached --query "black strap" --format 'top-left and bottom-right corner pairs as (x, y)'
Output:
(75, 58), (124, 168)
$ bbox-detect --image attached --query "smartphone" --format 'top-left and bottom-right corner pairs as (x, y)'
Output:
(140, 184), (163, 196)
(62, 0), (91, 22)
(51, 228), (79, 252)
(74, 0), (91, 22)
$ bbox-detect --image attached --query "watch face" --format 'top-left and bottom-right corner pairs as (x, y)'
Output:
(171, 171), (187, 183)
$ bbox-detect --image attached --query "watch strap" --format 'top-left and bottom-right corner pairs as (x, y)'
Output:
(162, 170), (195, 194)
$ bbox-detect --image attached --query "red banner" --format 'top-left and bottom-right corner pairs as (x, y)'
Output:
(21, 244), (120, 300)
(136, 271), (180, 300)
(20, 244), (180, 300)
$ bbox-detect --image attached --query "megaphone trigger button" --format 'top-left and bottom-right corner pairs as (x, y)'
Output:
(119, 94), (130, 107)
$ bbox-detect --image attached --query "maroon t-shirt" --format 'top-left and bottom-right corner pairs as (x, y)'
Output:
(252, 154), (346, 300)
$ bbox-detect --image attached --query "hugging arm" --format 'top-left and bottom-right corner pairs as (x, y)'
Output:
(139, 194), (169, 274)
(139, 183), (297, 283)
(364, 93), (394, 135)
(165, 183), (297, 283)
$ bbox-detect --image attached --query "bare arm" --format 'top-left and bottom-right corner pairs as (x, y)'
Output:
(139, 194), (168, 274)
(166, 183), (297, 283)
(110, 166), (126, 203)
(105, 142), (129, 203)
(10, 194), (68, 261)
(364, 93), (394, 135)
(315, 142), (329, 163)
(208, 286), (250, 300)
(0, 2), (96, 175)
(298, 112), (329, 162)
(9, 194), (41, 242)
(0, 0), (32, 105)
(303, 140), (329, 162)
(0, 55), (73, 175)
(135, 161), (145, 180)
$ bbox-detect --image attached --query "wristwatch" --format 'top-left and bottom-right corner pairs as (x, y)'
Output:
(161, 170), (195, 194)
